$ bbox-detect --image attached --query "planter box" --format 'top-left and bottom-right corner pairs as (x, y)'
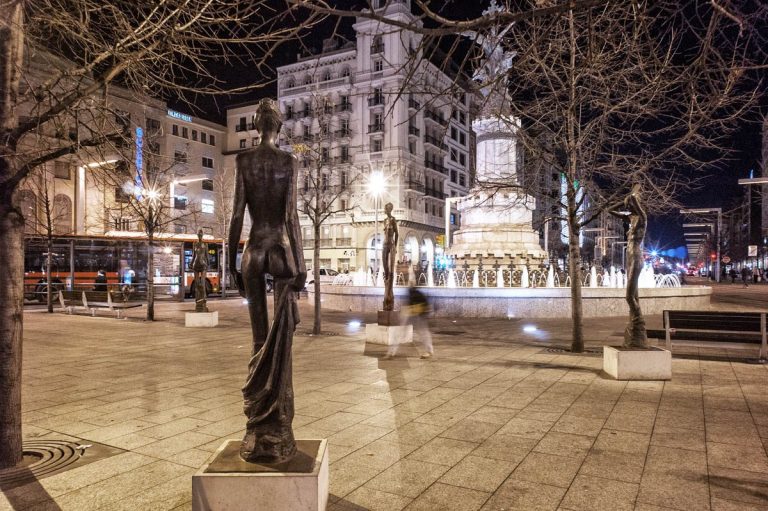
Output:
(603, 346), (671, 380)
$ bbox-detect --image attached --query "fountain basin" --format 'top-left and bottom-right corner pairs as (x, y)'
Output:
(313, 285), (712, 318)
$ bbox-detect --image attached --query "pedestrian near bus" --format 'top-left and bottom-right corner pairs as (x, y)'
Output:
(384, 286), (434, 360)
(741, 266), (750, 288)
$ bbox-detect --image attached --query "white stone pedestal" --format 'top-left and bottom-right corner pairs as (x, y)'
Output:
(603, 346), (671, 380)
(192, 439), (329, 511)
(185, 311), (219, 327)
(365, 324), (413, 345)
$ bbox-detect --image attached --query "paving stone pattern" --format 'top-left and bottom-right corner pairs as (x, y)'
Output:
(1, 299), (767, 510)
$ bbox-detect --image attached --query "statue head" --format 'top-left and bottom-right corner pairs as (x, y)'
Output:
(384, 202), (393, 216)
(253, 98), (282, 137)
(197, 228), (204, 241)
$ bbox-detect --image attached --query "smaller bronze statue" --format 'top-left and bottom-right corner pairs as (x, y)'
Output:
(609, 184), (648, 349)
(192, 229), (209, 312)
(382, 202), (399, 311)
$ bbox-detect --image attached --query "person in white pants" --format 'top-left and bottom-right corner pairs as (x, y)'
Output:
(384, 286), (433, 359)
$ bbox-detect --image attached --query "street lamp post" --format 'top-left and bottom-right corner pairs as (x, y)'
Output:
(367, 171), (385, 276)
(681, 208), (722, 282)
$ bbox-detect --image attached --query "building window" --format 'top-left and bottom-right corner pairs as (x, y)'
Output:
(201, 199), (214, 214)
(373, 60), (383, 72)
(322, 69), (332, 81)
(174, 151), (187, 163)
(172, 124), (179, 136)
(239, 139), (246, 149)
(341, 67), (350, 77)
(459, 131), (466, 146)
(53, 194), (72, 234)
(303, 75), (312, 85)
(371, 138), (382, 152)
(202, 179), (214, 191)
(451, 170), (457, 183)
(174, 196), (188, 210)
(285, 105), (293, 118)
(451, 126), (458, 141)
(409, 140), (416, 154)
(450, 148), (458, 162)
(202, 157), (214, 168)
(340, 145), (349, 163)
(181, 127), (188, 138)
(191, 130), (198, 141)
(459, 152), (466, 166)
(53, 161), (70, 179)
(459, 174), (466, 187)
(425, 202), (429, 214)
(201, 132), (207, 144)
(341, 170), (348, 187)
(114, 187), (131, 204)
(303, 176), (309, 192)
(209, 134), (216, 146)
(321, 147), (329, 163)
(237, 117), (247, 131)
(252, 137), (259, 146)
(340, 199), (347, 210)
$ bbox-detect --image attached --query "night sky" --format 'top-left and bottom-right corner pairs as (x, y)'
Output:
(172, 1), (766, 253)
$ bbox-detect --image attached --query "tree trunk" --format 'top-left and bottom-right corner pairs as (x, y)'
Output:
(147, 237), (155, 321)
(567, 202), (584, 353)
(312, 223), (321, 335)
(0, 204), (25, 469)
(46, 233), (53, 313)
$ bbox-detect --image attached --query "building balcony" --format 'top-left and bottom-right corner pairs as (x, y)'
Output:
(425, 188), (447, 200)
(368, 124), (385, 134)
(234, 124), (247, 132)
(334, 129), (352, 138)
(408, 125), (420, 137)
(367, 96), (385, 107)
(333, 155), (352, 164)
(405, 180), (425, 193)
(424, 109), (447, 126)
(424, 160), (448, 174)
(335, 103), (352, 113)
(335, 237), (352, 247)
(424, 135), (446, 151)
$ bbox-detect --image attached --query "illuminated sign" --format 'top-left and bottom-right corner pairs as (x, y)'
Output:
(167, 109), (193, 122)
(134, 127), (144, 199)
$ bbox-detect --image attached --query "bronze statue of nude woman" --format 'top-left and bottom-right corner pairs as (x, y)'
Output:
(228, 98), (306, 464)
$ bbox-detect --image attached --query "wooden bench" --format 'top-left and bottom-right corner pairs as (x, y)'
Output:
(58, 290), (143, 319)
(650, 310), (767, 360)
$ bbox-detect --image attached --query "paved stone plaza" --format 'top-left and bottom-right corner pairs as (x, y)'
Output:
(1, 297), (767, 510)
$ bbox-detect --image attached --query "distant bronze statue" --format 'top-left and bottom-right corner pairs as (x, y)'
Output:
(609, 184), (648, 348)
(228, 98), (306, 464)
(192, 229), (209, 312)
(382, 202), (398, 311)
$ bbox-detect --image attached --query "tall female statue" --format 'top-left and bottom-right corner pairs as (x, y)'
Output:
(381, 202), (398, 311)
(228, 98), (306, 464)
(609, 183), (648, 348)
(191, 228), (209, 312)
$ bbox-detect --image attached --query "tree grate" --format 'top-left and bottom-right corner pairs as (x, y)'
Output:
(544, 346), (603, 356)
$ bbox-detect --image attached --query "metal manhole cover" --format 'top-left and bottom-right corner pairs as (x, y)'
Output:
(0, 439), (123, 489)
(434, 330), (466, 336)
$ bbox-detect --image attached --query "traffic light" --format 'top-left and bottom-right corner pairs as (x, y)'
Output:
(710, 253), (716, 260)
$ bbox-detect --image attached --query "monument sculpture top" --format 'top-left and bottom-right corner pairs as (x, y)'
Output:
(462, 0), (516, 107)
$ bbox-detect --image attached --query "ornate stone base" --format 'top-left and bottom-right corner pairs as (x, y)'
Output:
(185, 311), (219, 327)
(365, 323), (413, 345)
(192, 439), (329, 511)
(603, 346), (671, 380)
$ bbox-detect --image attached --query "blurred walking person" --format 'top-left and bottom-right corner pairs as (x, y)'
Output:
(384, 286), (434, 360)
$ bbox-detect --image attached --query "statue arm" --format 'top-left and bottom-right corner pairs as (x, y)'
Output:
(286, 158), (307, 289)
(228, 161), (246, 280)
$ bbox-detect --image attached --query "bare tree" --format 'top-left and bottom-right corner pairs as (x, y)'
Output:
(0, 0), (325, 468)
(213, 168), (236, 297)
(20, 164), (73, 312)
(292, 94), (358, 334)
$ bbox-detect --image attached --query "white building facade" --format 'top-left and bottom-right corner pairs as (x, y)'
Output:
(224, 0), (473, 273)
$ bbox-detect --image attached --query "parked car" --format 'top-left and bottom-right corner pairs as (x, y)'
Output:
(307, 268), (339, 286)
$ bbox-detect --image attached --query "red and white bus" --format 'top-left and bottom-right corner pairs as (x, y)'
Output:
(23, 233), (228, 302)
